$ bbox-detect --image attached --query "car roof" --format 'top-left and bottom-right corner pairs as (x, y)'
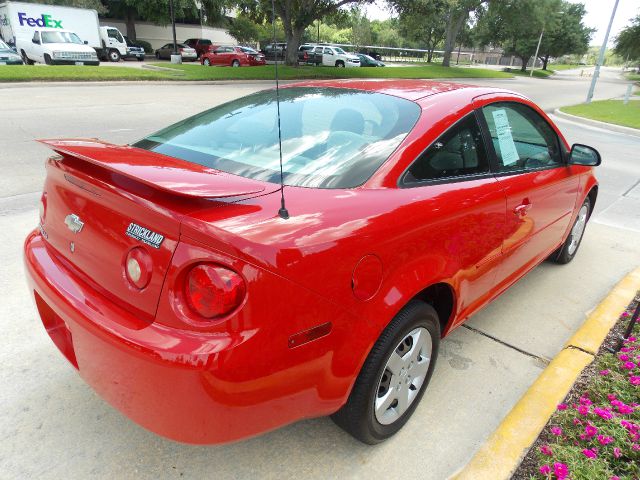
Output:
(281, 79), (506, 102)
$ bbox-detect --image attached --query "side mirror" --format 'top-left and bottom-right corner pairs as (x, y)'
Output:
(84, 40), (88, 45)
(568, 144), (601, 166)
(32, 38), (40, 44)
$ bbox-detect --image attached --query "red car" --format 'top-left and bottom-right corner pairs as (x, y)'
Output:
(200, 45), (251, 67)
(24, 80), (600, 445)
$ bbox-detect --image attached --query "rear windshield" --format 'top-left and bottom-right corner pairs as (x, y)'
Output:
(134, 87), (420, 189)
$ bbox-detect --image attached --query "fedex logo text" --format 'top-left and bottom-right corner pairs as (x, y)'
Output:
(17, 12), (63, 28)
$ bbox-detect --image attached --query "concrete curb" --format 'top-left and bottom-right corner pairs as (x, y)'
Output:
(553, 108), (640, 138)
(451, 266), (640, 480)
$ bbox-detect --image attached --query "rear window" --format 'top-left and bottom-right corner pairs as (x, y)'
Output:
(199, 39), (212, 45)
(134, 87), (420, 189)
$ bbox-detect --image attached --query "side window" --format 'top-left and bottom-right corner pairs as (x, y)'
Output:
(404, 113), (489, 184)
(32, 31), (40, 43)
(323, 47), (333, 54)
(481, 102), (561, 172)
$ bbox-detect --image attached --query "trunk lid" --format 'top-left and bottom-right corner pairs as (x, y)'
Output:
(38, 139), (277, 321)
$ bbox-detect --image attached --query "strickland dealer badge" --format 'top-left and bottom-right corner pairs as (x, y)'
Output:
(126, 222), (164, 249)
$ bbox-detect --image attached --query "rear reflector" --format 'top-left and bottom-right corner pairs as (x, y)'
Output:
(288, 322), (332, 348)
(184, 264), (245, 319)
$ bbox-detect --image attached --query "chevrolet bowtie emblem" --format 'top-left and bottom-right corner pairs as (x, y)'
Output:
(64, 214), (84, 234)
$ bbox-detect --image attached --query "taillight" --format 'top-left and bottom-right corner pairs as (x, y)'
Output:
(39, 192), (47, 224)
(304, 51), (308, 59)
(179, 48), (184, 53)
(125, 247), (152, 289)
(184, 264), (245, 319)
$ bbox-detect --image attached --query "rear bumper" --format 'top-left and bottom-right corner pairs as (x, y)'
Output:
(24, 230), (356, 444)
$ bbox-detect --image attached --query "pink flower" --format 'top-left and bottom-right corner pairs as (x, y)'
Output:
(599, 369), (610, 376)
(573, 418), (582, 426)
(621, 347), (632, 352)
(557, 403), (568, 411)
(621, 420), (638, 432)
(593, 407), (614, 420)
(618, 404), (634, 414)
(582, 448), (597, 459)
(613, 447), (622, 458)
(621, 312), (630, 318)
(633, 444), (640, 451)
(540, 444), (553, 456)
(628, 336), (636, 341)
(631, 376), (640, 386)
(611, 476), (620, 480)
(619, 354), (630, 361)
(550, 426), (563, 436)
(584, 425), (598, 438)
(539, 464), (551, 475)
(623, 361), (636, 370)
(554, 462), (569, 480)
(579, 395), (592, 405)
(597, 435), (614, 445)
(608, 394), (617, 401)
(578, 404), (590, 415)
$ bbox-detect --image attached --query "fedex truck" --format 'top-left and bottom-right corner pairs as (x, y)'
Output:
(0, 2), (128, 63)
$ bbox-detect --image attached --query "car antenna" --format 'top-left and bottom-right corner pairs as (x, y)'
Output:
(271, 0), (289, 220)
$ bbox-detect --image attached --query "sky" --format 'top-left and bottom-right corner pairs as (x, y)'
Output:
(363, 0), (640, 47)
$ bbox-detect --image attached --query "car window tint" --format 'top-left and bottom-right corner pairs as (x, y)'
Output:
(482, 102), (561, 172)
(404, 114), (489, 183)
(323, 47), (332, 54)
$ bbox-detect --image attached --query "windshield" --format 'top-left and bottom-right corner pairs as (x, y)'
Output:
(0, 40), (11, 50)
(42, 31), (83, 44)
(240, 46), (258, 54)
(134, 87), (421, 189)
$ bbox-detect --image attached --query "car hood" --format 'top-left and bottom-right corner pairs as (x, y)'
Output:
(0, 49), (21, 59)
(43, 43), (96, 53)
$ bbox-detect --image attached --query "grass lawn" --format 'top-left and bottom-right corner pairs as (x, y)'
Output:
(561, 100), (640, 130)
(502, 67), (555, 78)
(0, 63), (513, 82)
(152, 63), (514, 80)
(0, 65), (175, 82)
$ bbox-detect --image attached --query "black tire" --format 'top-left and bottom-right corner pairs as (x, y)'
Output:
(44, 54), (52, 65)
(203, 58), (211, 66)
(551, 197), (591, 264)
(231, 59), (240, 67)
(137, 56), (144, 62)
(108, 49), (121, 62)
(21, 50), (34, 65)
(331, 300), (440, 444)
(336, 60), (345, 68)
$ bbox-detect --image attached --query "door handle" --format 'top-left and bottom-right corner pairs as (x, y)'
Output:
(514, 202), (532, 216)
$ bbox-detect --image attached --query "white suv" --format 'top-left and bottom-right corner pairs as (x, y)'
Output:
(312, 45), (360, 68)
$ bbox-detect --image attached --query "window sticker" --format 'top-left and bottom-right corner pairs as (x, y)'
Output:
(491, 109), (520, 166)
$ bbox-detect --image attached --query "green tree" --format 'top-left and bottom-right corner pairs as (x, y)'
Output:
(537, 1), (593, 70)
(614, 15), (640, 63)
(19, 0), (105, 13)
(389, 0), (486, 67)
(475, 0), (561, 72)
(396, 0), (447, 62)
(238, 0), (373, 66)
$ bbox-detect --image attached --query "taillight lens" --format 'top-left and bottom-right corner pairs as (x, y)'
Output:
(125, 247), (152, 289)
(39, 192), (47, 224)
(184, 264), (245, 319)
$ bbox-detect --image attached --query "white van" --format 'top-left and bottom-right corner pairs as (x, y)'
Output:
(0, 1), (128, 63)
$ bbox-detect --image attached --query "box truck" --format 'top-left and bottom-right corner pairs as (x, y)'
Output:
(0, 1), (129, 63)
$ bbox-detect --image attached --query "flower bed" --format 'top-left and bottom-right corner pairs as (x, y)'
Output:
(514, 295), (640, 479)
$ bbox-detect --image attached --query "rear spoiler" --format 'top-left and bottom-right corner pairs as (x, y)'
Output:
(39, 139), (271, 199)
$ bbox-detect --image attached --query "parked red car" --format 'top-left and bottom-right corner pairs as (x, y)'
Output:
(200, 45), (251, 67)
(24, 80), (600, 446)
(238, 46), (266, 66)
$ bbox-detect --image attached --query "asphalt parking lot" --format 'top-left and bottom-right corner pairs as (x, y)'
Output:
(1, 67), (639, 479)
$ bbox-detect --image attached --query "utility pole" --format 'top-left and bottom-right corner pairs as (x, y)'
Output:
(169, 0), (178, 54)
(530, 28), (544, 77)
(586, 0), (619, 103)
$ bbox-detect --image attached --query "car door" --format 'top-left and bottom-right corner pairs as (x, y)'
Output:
(478, 99), (581, 288)
(213, 47), (228, 65)
(401, 112), (507, 325)
(323, 47), (335, 66)
(30, 31), (43, 63)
